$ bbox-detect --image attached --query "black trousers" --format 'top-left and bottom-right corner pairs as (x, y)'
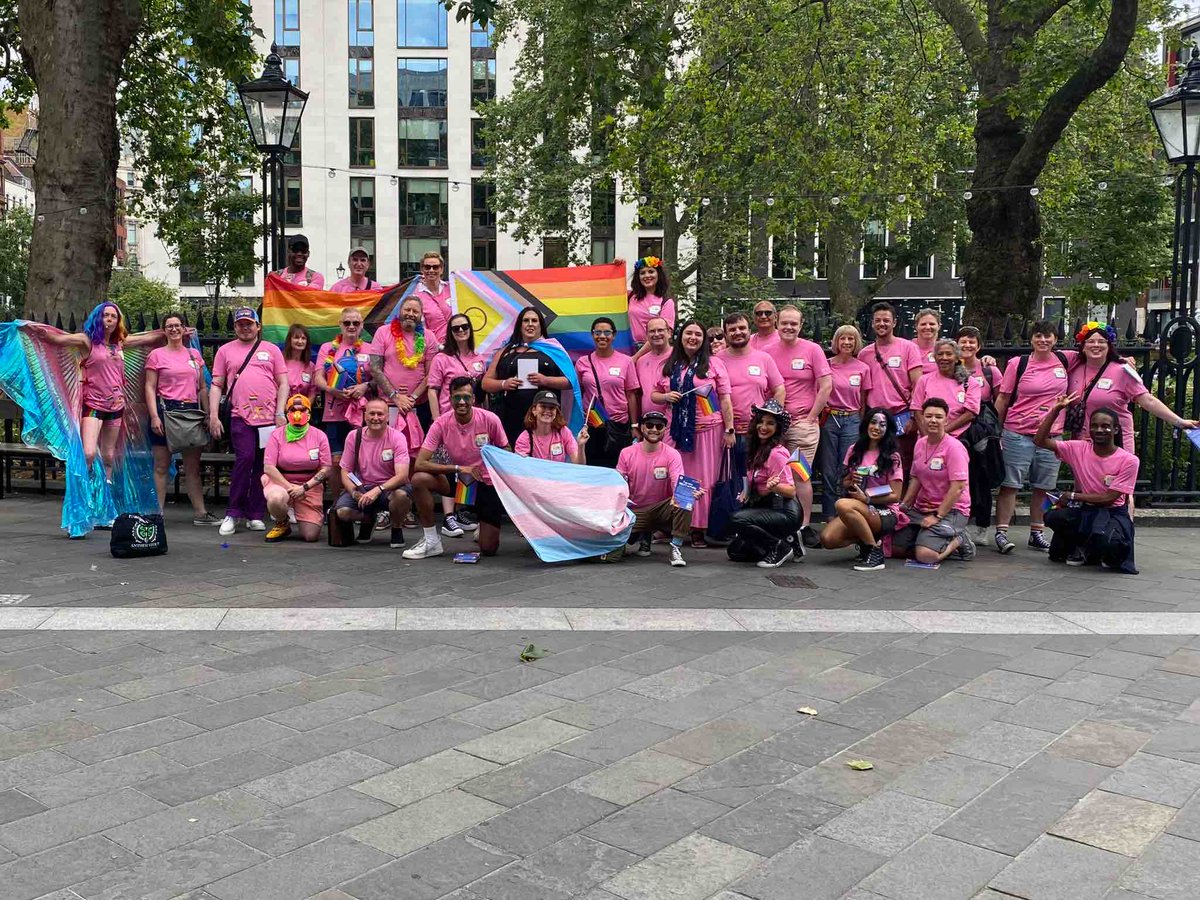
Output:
(1045, 504), (1137, 574)
(585, 422), (633, 469)
(727, 496), (801, 562)
(962, 437), (993, 527)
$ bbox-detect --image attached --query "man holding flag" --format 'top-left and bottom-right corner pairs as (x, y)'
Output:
(407, 376), (510, 559)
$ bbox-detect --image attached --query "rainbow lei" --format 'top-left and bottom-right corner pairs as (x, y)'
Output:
(390, 320), (425, 369)
(323, 335), (365, 389)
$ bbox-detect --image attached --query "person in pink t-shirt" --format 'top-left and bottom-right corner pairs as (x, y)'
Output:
(514, 391), (586, 464)
(333, 396), (412, 548)
(1035, 397), (1140, 574)
(893, 398), (975, 564)
(208, 307), (289, 536)
(315, 308), (374, 456)
(818, 325), (872, 521)
(913, 309), (942, 376)
(413, 251), (453, 349)
(33, 301), (165, 490)
(369, 294), (430, 457)
(911, 340), (980, 438)
(281, 324), (316, 401)
(274, 235), (325, 288)
(144, 312), (217, 526)
(727, 400), (801, 568)
(749, 300), (780, 351)
(408, 378), (511, 559)
(956, 326), (1003, 405)
(858, 302), (923, 479)
(329, 248), (381, 293)
(610, 410), (694, 567)
(576, 316), (639, 468)
(262, 394), (333, 543)
(626, 256), (677, 345)
(634, 317), (673, 419)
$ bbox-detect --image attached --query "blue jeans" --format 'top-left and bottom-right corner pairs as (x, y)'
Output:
(817, 411), (860, 520)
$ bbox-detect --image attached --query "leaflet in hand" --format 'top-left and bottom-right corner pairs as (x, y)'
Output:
(893, 410), (912, 433)
(1187, 428), (1200, 451)
(516, 358), (539, 389)
(673, 475), (702, 511)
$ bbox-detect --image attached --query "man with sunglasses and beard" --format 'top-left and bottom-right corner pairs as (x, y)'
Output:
(406, 377), (510, 559)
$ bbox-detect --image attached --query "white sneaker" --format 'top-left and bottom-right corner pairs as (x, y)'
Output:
(669, 545), (687, 567)
(287, 507), (297, 525)
(218, 516), (238, 536)
(402, 538), (444, 560)
(246, 519), (267, 532)
(971, 524), (990, 543)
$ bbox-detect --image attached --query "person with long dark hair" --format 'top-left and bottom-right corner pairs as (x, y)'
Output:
(281, 323), (316, 401)
(652, 319), (734, 547)
(1035, 398), (1139, 573)
(626, 256), (676, 346)
(819, 409), (905, 571)
(483, 306), (570, 446)
(727, 400), (800, 567)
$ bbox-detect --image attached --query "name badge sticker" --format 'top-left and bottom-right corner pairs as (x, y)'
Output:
(653, 466), (668, 480)
(608, 366), (621, 377)
(301, 372), (311, 383)
(648, 305), (661, 315)
(930, 457), (945, 471)
(791, 359), (805, 370)
(1098, 378), (1113, 390)
(308, 448), (320, 460)
(849, 374), (862, 386)
(472, 362), (484, 372)
(748, 365), (762, 376)
(474, 433), (489, 447)
(356, 353), (370, 362)
(956, 391), (966, 403)
(256, 351), (270, 361)
(1105, 474), (1115, 486)
(381, 449), (394, 461)
(887, 356), (902, 368)
(1054, 367), (1067, 379)
(550, 442), (563, 456)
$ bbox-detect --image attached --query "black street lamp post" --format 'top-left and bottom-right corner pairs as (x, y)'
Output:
(237, 44), (308, 278)
(1150, 47), (1200, 319)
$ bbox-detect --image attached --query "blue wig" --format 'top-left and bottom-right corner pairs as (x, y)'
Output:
(83, 302), (122, 345)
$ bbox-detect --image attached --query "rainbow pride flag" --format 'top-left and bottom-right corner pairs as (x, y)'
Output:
(695, 383), (716, 416)
(455, 476), (478, 505)
(586, 398), (609, 428)
(788, 448), (812, 482)
(261, 273), (413, 345)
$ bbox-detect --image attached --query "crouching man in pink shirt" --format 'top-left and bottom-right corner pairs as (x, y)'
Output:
(332, 396), (412, 548)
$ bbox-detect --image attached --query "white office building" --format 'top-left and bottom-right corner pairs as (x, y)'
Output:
(128, 0), (662, 304)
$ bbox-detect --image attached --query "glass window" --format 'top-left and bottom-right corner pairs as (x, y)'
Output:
(349, 118), (375, 167)
(398, 0), (447, 48)
(350, 177), (376, 227)
(398, 118), (447, 167)
(284, 176), (303, 226)
(637, 237), (663, 260)
(282, 57), (300, 88)
(275, 0), (300, 47)
(399, 178), (448, 227)
(907, 254), (933, 279)
(770, 234), (795, 279)
(473, 238), (497, 269)
(349, 0), (374, 45)
(472, 181), (495, 228)
(127, 222), (139, 248)
(471, 20), (494, 48)
(471, 119), (488, 168)
(862, 220), (887, 280)
(397, 59), (447, 108)
(282, 124), (301, 166)
(543, 237), (568, 269)
(813, 230), (827, 279)
(591, 179), (616, 229)
(400, 238), (448, 277)
(349, 58), (374, 108)
(471, 59), (496, 107)
(591, 239), (615, 265)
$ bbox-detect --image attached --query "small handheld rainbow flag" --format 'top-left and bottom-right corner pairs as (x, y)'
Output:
(788, 448), (812, 482)
(1042, 492), (1060, 512)
(455, 475), (478, 505)
(586, 397), (609, 428)
(694, 383), (716, 416)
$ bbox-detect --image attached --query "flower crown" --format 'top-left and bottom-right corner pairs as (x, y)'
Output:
(1074, 321), (1117, 346)
(633, 256), (662, 272)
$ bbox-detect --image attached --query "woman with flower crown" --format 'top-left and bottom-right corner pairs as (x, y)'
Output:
(626, 256), (676, 348)
(314, 308), (373, 460)
(369, 294), (429, 460)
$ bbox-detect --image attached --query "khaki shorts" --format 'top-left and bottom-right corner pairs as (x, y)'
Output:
(784, 419), (820, 464)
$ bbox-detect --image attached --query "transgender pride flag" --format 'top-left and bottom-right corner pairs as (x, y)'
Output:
(481, 446), (634, 563)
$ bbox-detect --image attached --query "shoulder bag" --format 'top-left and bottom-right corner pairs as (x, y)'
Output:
(218, 338), (261, 435)
(164, 349), (211, 452)
(587, 354), (632, 452)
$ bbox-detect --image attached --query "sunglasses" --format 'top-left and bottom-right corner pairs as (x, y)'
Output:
(641, 422), (666, 431)
(754, 310), (775, 318)
(341, 320), (361, 327)
(450, 323), (471, 333)
(421, 264), (441, 271)
(451, 394), (473, 403)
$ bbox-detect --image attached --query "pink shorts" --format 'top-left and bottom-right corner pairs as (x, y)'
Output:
(784, 420), (820, 463)
(260, 475), (325, 525)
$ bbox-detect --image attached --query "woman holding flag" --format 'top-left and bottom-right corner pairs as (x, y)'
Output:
(314, 308), (373, 457)
(653, 320), (734, 548)
(576, 316), (638, 468)
(483, 307), (572, 447)
(727, 400), (801, 567)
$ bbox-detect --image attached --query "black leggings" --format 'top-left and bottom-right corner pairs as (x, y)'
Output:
(727, 496), (801, 562)
(963, 438), (993, 527)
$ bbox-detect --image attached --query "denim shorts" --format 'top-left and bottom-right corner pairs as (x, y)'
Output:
(1001, 429), (1060, 491)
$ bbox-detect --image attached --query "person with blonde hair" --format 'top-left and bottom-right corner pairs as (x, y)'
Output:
(817, 323), (872, 521)
(913, 308), (942, 375)
(413, 250), (452, 349)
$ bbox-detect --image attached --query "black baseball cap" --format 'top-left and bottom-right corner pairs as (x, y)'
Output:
(288, 234), (310, 250)
(532, 390), (560, 408)
(641, 410), (668, 426)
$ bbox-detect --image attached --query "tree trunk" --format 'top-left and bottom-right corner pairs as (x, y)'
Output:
(963, 186), (1044, 332)
(18, 0), (142, 321)
(825, 219), (857, 322)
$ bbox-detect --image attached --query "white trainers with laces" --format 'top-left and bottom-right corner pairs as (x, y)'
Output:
(218, 516), (238, 536)
(246, 520), (267, 532)
(402, 538), (444, 560)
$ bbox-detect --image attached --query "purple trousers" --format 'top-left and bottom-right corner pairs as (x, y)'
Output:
(228, 417), (266, 520)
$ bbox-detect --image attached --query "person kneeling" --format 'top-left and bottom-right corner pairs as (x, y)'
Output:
(407, 377), (510, 559)
(333, 396), (412, 548)
(1034, 398), (1139, 574)
(728, 400), (801, 569)
(262, 395), (333, 542)
(612, 410), (695, 567)
(892, 398), (975, 565)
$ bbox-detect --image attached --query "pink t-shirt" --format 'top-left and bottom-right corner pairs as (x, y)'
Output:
(914, 339), (939, 375)
(627, 294), (676, 344)
(722, 350), (785, 432)
(1054, 440), (1138, 508)
(749, 331), (780, 352)
(911, 434), (971, 516)
(964, 361), (1003, 404)
(146, 346), (203, 403)
(213, 339), (287, 426)
(999, 351), (1078, 435)
(341, 425), (409, 486)
(415, 281), (453, 348)
(858, 337), (922, 414)
(276, 267), (325, 289)
(828, 357), (872, 412)
(316, 339), (373, 423)
(284, 358), (316, 400)
(329, 276), (380, 293)
(81, 342), (126, 412)
(1068, 360), (1147, 448)
(635, 348), (672, 415)
(617, 441), (684, 507)
(911, 372), (981, 437)
(369, 325), (429, 399)
(428, 351), (486, 415)
(747, 444), (795, 496)
(655, 355), (732, 428)
(514, 426), (578, 462)
(765, 338), (831, 418)
(265, 426), (332, 483)
(422, 407), (508, 485)
(845, 446), (903, 513)
(577, 351), (638, 424)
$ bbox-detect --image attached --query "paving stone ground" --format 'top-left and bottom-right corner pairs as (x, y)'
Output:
(0, 496), (1199, 899)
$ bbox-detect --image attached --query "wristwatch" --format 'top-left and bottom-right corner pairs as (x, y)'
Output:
(724, 427), (735, 435)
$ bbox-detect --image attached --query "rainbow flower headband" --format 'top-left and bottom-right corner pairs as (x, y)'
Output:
(1075, 321), (1117, 346)
(633, 256), (662, 272)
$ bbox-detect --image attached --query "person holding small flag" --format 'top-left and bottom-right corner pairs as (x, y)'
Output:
(576, 316), (638, 468)
(515, 391), (587, 463)
(315, 308), (373, 457)
(727, 400), (801, 568)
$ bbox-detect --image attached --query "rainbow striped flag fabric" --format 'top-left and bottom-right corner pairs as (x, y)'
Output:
(694, 383), (716, 417)
(260, 273), (414, 345)
(788, 448), (812, 482)
(585, 398), (609, 428)
(455, 476), (478, 506)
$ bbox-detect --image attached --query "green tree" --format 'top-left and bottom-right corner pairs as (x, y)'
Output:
(0, 206), (32, 317)
(107, 266), (178, 322)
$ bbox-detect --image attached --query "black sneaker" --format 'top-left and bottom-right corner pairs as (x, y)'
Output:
(757, 540), (794, 568)
(994, 530), (1016, 555)
(390, 528), (406, 549)
(1028, 529), (1051, 552)
(357, 522), (374, 543)
(854, 544), (886, 571)
(800, 525), (822, 549)
(1066, 547), (1087, 567)
(854, 543), (870, 563)
(636, 535), (653, 557)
